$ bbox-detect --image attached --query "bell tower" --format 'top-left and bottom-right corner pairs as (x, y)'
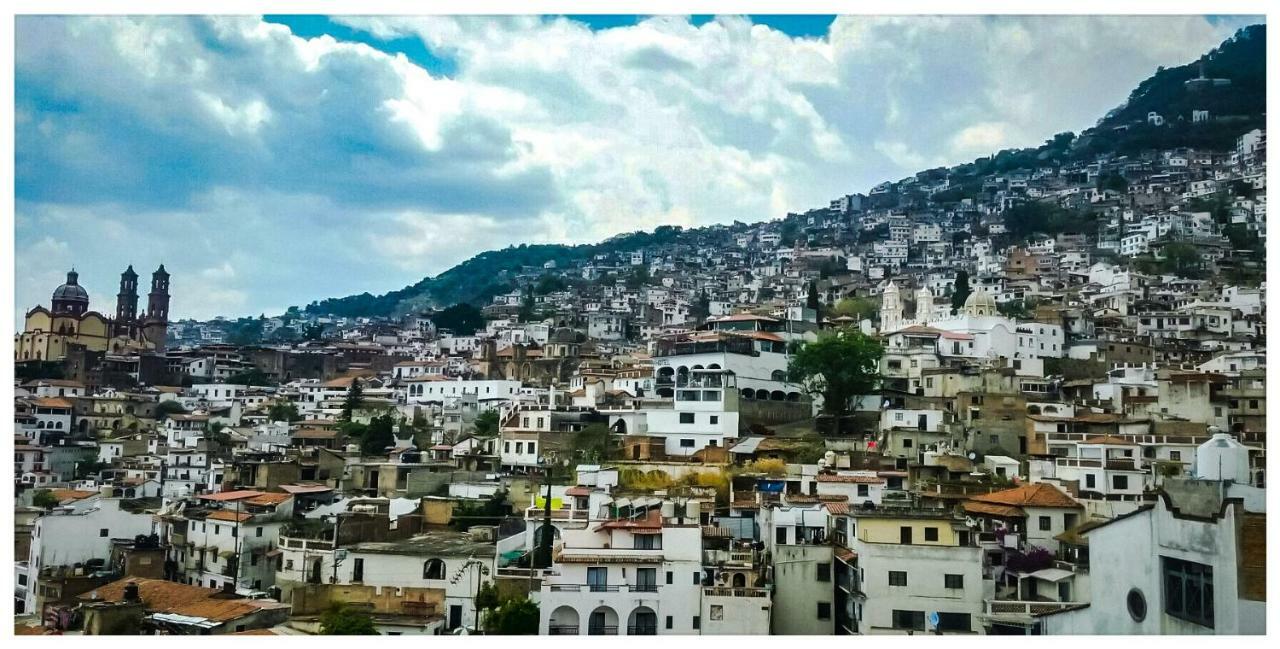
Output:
(116, 265), (139, 329)
(142, 264), (171, 351)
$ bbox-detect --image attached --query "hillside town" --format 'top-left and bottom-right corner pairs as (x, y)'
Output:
(11, 25), (1268, 638)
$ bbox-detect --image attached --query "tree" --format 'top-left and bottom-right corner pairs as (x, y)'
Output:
(267, 400), (302, 423)
(484, 597), (539, 635)
(806, 281), (822, 324)
(360, 414), (396, 455)
(472, 410), (500, 437)
(434, 303), (486, 336)
(225, 368), (274, 387)
(1160, 242), (1206, 279)
(340, 378), (363, 422)
(319, 603), (379, 635)
(833, 297), (877, 321)
(625, 265), (650, 290)
(154, 400), (187, 420)
(303, 323), (327, 341)
(32, 489), (60, 509)
(787, 328), (883, 418)
(570, 422), (612, 464)
(951, 270), (972, 313)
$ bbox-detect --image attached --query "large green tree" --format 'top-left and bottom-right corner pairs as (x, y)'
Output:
(950, 270), (972, 313)
(787, 328), (884, 418)
(267, 400), (302, 423)
(484, 597), (539, 635)
(340, 378), (363, 422)
(434, 303), (486, 336)
(472, 410), (500, 437)
(360, 414), (397, 455)
(319, 604), (379, 635)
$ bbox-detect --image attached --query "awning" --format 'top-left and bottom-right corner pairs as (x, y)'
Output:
(1027, 568), (1075, 583)
(265, 549), (284, 558)
(630, 529), (663, 535)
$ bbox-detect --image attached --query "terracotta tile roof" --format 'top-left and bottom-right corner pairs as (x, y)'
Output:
(245, 492), (293, 506)
(50, 488), (98, 503)
(967, 483), (1081, 510)
(206, 510), (253, 522)
(962, 501), (1026, 518)
(32, 397), (75, 409)
(565, 486), (592, 497)
(1081, 435), (1138, 445)
(825, 502), (851, 515)
(291, 428), (338, 439)
(199, 489), (267, 502)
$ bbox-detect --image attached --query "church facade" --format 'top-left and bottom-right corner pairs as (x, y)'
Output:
(15, 265), (171, 362)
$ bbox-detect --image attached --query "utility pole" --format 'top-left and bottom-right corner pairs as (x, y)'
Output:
(535, 468), (553, 569)
(330, 514), (343, 583)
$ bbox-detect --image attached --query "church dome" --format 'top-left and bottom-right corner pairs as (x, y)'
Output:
(52, 270), (89, 303)
(964, 288), (996, 313)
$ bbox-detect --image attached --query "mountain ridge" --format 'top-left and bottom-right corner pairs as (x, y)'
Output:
(301, 23), (1265, 320)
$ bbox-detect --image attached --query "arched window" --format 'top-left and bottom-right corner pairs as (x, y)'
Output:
(423, 558), (446, 580)
(770, 370), (786, 382)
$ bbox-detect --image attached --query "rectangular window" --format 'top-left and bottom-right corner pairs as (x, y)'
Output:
(633, 534), (661, 550)
(1163, 557), (1214, 628)
(817, 563), (831, 582)
(892, 609), (925, 631)
(679, 412), (695, 424)
(99, 528), (109, 537)
(936, 612), (971, 632)
(1170, 451), (1181, 462)
(1113, 475), (1129, 490)
(900, 527), (912, 545)
(710, 416), (719, 425)
(1086, 474), (1096, 489)
(924, 527), (939, 542)
(635, 567), (658, 592)
(776, 527), (787, 545)
(889, 571), (908, 587)
(817, 603), (831, 620)
(857, 484), (869, 497)
(679, 439), (695, 448)
(665, 616), (673, 630)
(587, 567), (608, 592)
(945, 574), (964, 589)
(665, 571), (673, 585)
(1039, 516), (1052, 531)
(692, 616), (701, 630)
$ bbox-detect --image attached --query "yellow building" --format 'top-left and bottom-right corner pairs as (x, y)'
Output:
(15, 267), (168, 362)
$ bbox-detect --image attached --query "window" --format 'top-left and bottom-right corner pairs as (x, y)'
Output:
(710, 605), (724, 621)
(945, 574), (964, 589)
(99, 528), (109, 537)
(1039, 516), (1052, 531)
(1170, 451), (1181, 462)
(900, 527), (912, 544)
(665, 571), (673, 585)
(776, 527), (787, 545)
(634, 534), (661, 550)
(679, 413), (695, 424)
(423, 559), (446, 580)
(924, 527), (939, 542)
(902, 438), (912, 449)
(935, 612), (971, 632)
(1113, 475), (1129, 490)
(1163, 557), (1213, 628)
(857, 484), (869, 497)
(889, 571), (907, 587)
(692, 616), (700, 630)
(710, 416), (719, 425)
(1127, 588), (1148, 622)
(635, 568), (658, 592)
(816, 603), (831, 620)
(817, 563), (831, 582)
(1086, 474), (1096, 489)
(679, 439), (695, 448)
(892, 610), (925, 631)
(256, 527), (263, 537)
(665, 616), (673, 630)
(587, 567), (608, 592)
(694, 572), (701, 585)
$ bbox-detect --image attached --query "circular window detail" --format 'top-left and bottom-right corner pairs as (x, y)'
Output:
(1126, 588), (1147, 622)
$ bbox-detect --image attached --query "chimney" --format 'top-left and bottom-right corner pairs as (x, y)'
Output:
(123, 581), (141, 603)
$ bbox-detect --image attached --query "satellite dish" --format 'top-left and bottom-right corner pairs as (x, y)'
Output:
(968, 452), (977, 460)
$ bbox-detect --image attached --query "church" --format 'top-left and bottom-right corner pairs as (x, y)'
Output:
(15, 265), (171, 362)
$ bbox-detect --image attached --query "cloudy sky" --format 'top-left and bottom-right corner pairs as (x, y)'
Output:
(14, 14), (1259, 322)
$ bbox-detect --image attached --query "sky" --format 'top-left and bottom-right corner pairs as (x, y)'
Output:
(13, 14), (1262, 323)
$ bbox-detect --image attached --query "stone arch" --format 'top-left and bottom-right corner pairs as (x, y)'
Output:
(732, 572), (747, 588)
(627, 606), (658, 635)
(770, 370), (786, 381)
(549, 605), (580, 635)
(786, 392), (802, 402)
(1027, 405), (1042, 415)
(741, 388), (755, 400)
(588, 606), (618, 635)
(770, 390), (786, 401)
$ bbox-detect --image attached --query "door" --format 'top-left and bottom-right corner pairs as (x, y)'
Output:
(352, 558), (363, 582)
(449, 604), (463, 629)
(900, 527), (913, 545)
(917, 414), (928, 431)
(635, 568), (657, 592)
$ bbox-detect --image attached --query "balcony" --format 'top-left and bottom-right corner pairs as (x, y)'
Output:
(587, 625), (618, 635)
(548, 625), (579, 635)
(627, 625), (658, 635)
(546, 584), (659, 594)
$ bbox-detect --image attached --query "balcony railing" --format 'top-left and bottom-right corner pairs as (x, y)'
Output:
(548, 625), (579, 635)
(984, 600), (1086, 618)
(587, 625), (618, 635)
(703, 587), (769, 598)
(627, 625), (658, 635)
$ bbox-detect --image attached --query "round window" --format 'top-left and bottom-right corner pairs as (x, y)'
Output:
(1126, 588), (1147, 622)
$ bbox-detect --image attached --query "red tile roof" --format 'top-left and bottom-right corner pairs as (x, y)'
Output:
(967, 483), (1081, 510)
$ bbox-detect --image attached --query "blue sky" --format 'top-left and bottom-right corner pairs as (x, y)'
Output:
(14, 14), (1261, 322)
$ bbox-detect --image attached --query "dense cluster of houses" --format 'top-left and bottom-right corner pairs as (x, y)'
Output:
(13, 128), (1266, 636)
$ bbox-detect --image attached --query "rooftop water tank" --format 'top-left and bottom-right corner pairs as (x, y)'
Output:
(1195, 429), (1250, 483)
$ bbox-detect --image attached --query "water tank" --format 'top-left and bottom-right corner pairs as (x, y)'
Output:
(99, 485), (115, 498)
(661, 501), (676, 519)
(823, 450), (836, 465)
(685, 501), (701, 521)
(1196, 431), (1250, 483)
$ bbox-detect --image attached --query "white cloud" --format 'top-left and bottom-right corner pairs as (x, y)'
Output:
(15, 14), (1258, 320)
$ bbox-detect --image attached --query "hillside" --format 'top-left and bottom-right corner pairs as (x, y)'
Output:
(303, 24), (1265, 320)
